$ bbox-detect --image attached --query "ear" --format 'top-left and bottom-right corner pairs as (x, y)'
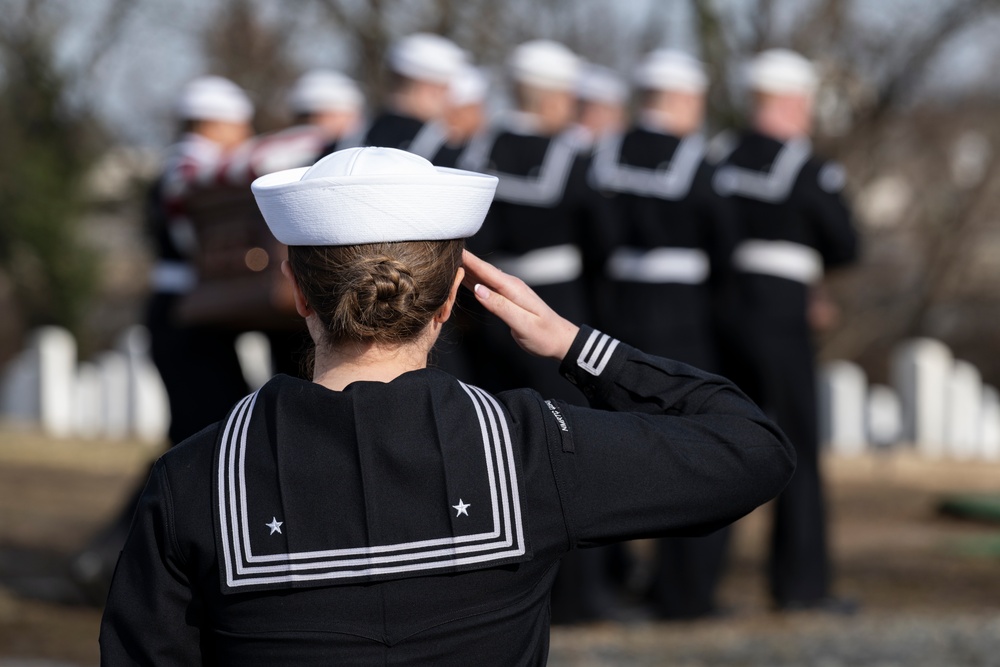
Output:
(433, 266), (465, 325)
(281, 260), (313, 318)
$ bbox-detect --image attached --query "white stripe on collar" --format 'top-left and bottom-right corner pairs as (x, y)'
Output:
(712, 138), (812, 203)
(217, 383), (527, 589)
(589, 132), (705, 200)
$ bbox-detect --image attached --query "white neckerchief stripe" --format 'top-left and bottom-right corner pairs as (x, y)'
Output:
(590, 133), (705, 200)
(217, 380), (526, 589)
(577, 330), (620, 376)
(713, 138), (811, 202)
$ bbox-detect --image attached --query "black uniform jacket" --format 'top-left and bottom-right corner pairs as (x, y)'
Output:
(591, 128), (738, 366)
(713, 130), (858, 333)
(100, 326), (795, 666)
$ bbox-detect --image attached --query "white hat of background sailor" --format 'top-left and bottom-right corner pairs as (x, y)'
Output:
(507, 40), (581, 92)
(449, 64), (489, 106)
(577, 64), (628, 105)
(746, 49), (818, 95)
(633, 49), (708, 94)
(388, 33), (466, 85)
(175, 75), (254, 123)
(287, 69), (363, 114)
(251, 147), (498, 245)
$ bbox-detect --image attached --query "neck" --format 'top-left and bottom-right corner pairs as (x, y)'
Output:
(310, 331), (436, 392)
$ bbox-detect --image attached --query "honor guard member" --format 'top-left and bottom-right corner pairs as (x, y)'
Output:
(336, 32), (465, 163)
(149, 75), (256, 446)
(71, 76), (255, 603)
(433, 63), (490, 168)
(590, 49), (739, 620)
(100, 147), (796, 665)
(574, 63), (628, 149)
(460, 39), (612, 403)
(460, 40), (620, 624)
(713, 49), (859, 612)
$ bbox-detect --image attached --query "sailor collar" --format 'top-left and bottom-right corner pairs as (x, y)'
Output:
(213, 371), (531, 593)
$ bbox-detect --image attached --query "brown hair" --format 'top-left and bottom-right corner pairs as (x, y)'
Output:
(287, 240), (464, 346)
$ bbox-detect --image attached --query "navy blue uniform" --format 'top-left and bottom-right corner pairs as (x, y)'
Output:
(590, 125), (739, 618)
(100, 326), (795, 665)
(714, 129), (858, 606)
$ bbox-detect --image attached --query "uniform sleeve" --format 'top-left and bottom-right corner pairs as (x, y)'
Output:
(544, 326), (796, 548)
(99, 460), (204, 665)
(801, 159), (859, 269)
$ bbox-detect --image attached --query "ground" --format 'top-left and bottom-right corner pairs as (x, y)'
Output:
(0, 428), (997, 666)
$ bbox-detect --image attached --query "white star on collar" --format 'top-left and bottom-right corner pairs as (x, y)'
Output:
(266, 517), (283, 535)
(452, 499), (471, 517)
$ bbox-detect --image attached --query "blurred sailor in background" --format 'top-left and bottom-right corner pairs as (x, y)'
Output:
(590, 49), (739, 619)
(340, 32), (465, 162)
(72, 76), (256, 602)
(434, 63), (490, 168)
(713, 48), (859, 612)
(461, 39), (619, 623)
(574, 63), (628, 149)
(148, 75), (255, 444)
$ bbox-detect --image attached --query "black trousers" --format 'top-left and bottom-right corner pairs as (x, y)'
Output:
(147, 292), (249, 445)
(733, 326), (830, 606)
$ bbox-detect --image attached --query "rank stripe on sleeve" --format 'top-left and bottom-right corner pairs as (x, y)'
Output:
(577, 330), (619, 377)
(217, 382), (527, 589)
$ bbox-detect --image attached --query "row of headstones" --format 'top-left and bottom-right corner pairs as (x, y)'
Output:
(0, 326), (274, 443)
(820, 338), (1000, 460)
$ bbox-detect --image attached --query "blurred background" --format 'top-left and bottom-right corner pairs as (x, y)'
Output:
(1, 0), (999, 665)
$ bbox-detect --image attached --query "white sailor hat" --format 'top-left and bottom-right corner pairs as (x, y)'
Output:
(449, 64), (489, 107)
(507, 40), (581, 92)
(251, 147), (498, 245)
(175, 75), (254, 123)
(633, 49), (708, 94)
(388, 33), (466, 85)
(577, 64), (628, 105)
(287, 69), (363, 114)
(746, 49), (818, 95)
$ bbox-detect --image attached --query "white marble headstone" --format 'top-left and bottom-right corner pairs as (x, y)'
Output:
(867, 384), (902, 449)
(117, 325), (170, 444)
(98, 351), (130, 440)
(819, 360), (868, 456)
(944, 359), (982, 460)
(978, 385), (1000, 461)
(72, 361), (103, 439)
(891, 338), (953, 457)
(35, 327), (77, 438)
